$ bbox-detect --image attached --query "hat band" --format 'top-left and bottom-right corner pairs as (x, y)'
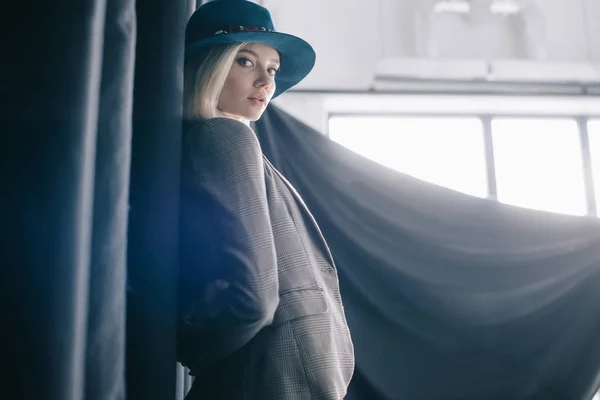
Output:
(213, 25), (275, 36)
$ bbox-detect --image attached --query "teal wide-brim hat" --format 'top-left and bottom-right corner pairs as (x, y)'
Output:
(185, 0), (316, 99)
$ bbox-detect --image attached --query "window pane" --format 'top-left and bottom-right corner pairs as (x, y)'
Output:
(329, 116), (488, 197)
(588, 119), (600, 214)
(492, 118), (586, 216)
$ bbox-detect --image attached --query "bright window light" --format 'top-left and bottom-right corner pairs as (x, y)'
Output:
(329, 116), (488, 197)
(588, 120), (600, 214)
(491, 118), (586, 216)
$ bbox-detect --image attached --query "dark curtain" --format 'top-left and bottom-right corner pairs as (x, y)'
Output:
(254, 105), (600, 400)
(4, 0), (189, 399)
(125, 0), (189, 398)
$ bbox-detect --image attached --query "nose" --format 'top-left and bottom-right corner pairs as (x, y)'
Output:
(255, 69), (274, 90)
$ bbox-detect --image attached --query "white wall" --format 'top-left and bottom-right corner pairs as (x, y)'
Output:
(584, 0), (600, 62)
(266, 0), (600, 91)
(537, 0), (588, 61)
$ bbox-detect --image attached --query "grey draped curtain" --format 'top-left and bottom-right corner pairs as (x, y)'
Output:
(254, 105), (600, 400)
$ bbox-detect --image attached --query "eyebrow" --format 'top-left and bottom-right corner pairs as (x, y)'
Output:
(238, 48), (280, 64)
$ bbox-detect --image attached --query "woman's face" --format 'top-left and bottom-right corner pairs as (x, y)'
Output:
(217, 43), (280, 123)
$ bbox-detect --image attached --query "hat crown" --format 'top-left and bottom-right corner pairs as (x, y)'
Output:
(186, 0), (275, 46)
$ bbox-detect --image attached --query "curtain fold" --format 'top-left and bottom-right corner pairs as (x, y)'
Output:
(254, 104), (600, 400)
(85, 0), (136, 399)
(4, 0), (117, 398)
(125, 0), (187, 399)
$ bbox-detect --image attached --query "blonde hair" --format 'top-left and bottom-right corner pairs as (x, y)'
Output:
(183, 42), (248, 120)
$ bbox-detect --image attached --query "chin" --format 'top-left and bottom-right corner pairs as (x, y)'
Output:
(247, 112), (265, 122)
(241, 108), (266, 122)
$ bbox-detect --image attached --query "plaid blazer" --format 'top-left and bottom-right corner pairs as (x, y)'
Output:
(178, 117), (354, 400)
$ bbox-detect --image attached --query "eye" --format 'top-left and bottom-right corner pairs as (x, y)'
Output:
(268, 67), (280, 76)
(237, 57), (253, 67)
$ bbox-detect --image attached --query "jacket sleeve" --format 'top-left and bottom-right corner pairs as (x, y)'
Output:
(179, 117), (279, 370)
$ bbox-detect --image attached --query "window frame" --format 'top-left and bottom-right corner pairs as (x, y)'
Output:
(323, 94), (600, 216)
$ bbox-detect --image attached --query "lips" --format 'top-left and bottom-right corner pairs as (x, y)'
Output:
(248, 94), (266, 103)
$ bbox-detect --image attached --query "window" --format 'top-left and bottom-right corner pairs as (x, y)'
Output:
(329, 116), (488, 197)
(323, 93), (600, 217)
(588, 120), (600, 213)
(491, 118), (587, 216)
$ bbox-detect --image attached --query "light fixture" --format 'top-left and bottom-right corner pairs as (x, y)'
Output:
(432, 0), (524, 15)
(432, 0), (471, 14)
(490, 0), (522, 14)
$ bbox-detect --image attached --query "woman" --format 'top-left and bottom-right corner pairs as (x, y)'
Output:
(177, 1), (354, 399)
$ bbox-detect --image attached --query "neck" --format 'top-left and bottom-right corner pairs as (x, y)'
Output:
(216, 110), (250, 126)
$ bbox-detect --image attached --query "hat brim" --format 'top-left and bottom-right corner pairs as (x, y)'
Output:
(185, 31), (315, 98)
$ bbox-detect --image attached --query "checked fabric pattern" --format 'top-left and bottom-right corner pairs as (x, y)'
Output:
(178, 117), (354, 400)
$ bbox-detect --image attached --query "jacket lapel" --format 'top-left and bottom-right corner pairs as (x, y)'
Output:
(262, 156), (336, 268)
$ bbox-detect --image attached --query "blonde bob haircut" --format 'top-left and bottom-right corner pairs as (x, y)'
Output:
(183, 42), (248, 120)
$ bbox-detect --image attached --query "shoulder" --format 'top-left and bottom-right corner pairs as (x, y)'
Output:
(185, 117), (255, 140)
(183, 117), (261, 155)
